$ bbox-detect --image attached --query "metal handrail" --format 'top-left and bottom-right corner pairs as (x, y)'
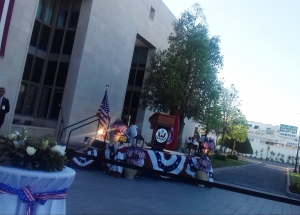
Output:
(58, 115), (98, 142)
(65, 117), (105, 149)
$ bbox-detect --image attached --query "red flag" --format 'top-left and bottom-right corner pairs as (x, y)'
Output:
(165, 110), (179, 150)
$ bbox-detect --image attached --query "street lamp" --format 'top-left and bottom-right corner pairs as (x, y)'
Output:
(293, 132), (300, 173)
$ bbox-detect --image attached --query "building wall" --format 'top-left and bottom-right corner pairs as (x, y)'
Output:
(247, 121), (299, 161)
(0, 0), (38, 136)
(1, 0), (197, 145)
(63, 0), (188, 144)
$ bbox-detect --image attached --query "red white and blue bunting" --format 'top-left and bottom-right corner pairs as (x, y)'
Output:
(104, 144), (126, 175)
(185, 157), (199, 178)
(72, 149), (97, 167)
(146, 150), (186, 177)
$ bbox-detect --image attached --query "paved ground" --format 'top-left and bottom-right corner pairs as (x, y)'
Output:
(66, 166), (300, 214)
(214, 157), (289, 195)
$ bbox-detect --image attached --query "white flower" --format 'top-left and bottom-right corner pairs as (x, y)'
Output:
(51, 145), (66, 156)
(13, 141), (19, 146)
(8, 133), (16, 140)
(15, 131), (19, 136)
(26, 146), (36, 156)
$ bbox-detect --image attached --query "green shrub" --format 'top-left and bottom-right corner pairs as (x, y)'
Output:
(214, 154), (227, 161)
(227, 154), (238, 160)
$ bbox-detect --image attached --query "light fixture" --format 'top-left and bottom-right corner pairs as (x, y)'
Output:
(98, 129), (103, 135)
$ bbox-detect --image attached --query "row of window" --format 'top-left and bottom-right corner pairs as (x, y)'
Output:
(286, 142), (298, 146)
(280, 132), (296, 138)
(16, 0), (81, 121)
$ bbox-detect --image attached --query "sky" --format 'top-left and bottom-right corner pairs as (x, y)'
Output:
(162, 0), (300, 128)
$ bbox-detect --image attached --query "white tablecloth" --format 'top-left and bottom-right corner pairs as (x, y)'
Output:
(0, 166), (76, 215)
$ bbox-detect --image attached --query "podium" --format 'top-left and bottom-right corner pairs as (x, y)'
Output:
(148, 112), (176, 151)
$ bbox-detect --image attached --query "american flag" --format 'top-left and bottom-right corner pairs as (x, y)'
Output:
(97, 89), (110, 129)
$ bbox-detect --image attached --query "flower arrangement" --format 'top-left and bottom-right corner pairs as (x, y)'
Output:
(126, 146), (145, 167)
(109, 119), (127, 136)
(201, 138), (216, 155)
(0, 128), (68, 172)
(197, 155), (212, 174)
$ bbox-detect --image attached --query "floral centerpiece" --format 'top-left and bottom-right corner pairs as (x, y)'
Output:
(124, 145), (145, 179)
(109, 119), (127, 136)
(197, 155), (212, 174)
(108, 119), (127, 144)
(0, 128), (68, 172)
(201, 138), (216, 155)
(126, 146), (145, 167)
(194, 138), (215, 185)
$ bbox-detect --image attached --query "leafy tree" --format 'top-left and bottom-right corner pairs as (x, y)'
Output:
(224, 111), (247, 154)
(287, 155), (291, 164)
(270, 151), (275, 160)
(266, 145), (270, 159)
(223, 137), (253, 154)
(260, 148), (264, 159)
(219, 83), (242, 152)
(140, 4), (223, 137)
(193, 80), (222, 137)
(291, 156), (295, 164)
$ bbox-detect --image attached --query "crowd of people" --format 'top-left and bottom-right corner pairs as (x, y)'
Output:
(186, 134), (215, 155)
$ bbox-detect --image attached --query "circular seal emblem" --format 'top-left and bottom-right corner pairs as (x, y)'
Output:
(155, 128), (168, 143)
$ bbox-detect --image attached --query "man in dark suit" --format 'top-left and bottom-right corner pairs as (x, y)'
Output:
(0, 87), (10, 129)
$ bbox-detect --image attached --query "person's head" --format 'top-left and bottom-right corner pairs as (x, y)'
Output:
(0, 87), (5, 97)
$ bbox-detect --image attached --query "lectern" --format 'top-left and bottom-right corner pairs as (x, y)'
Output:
(148, 112), (176, 151)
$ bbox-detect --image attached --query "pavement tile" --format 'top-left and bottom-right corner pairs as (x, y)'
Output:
(218, 208), (238, 214)
(260, 208), (274, 214)
(65, 167), (299, 215)
(234, 206), (251, 214)
(247, 209), (263, 215)
(291, 205), (300, 214)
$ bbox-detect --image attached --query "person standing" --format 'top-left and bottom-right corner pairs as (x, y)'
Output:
(124, 124), (138, 144)
(0, 87), (10, 129)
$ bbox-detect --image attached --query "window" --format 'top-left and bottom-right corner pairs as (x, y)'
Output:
(16, 0), (82, 122)
(254, 125), (259, 129)
(51, 29), (64, 53)
(149, 7), (155, 20)
(68, 0), (81, 28)
(56, 0), (70, 27)
(122, 47), (149, 125)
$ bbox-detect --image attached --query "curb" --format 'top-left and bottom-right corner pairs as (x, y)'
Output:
(286, 168), (300, 199)
(214, 163), (258, 173)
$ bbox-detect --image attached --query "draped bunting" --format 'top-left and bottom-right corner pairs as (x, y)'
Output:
(72, 149), (97, 167)
(104, 144), (127, 177)
(0, 183), (67, 215)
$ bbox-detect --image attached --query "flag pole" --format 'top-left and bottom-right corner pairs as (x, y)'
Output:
(104, 84), (110, 142)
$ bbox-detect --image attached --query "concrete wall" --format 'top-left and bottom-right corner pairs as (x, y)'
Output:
(64, 0), (179, 143)
(0, 0), (38, 136)
(0, 0), (197, 145)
